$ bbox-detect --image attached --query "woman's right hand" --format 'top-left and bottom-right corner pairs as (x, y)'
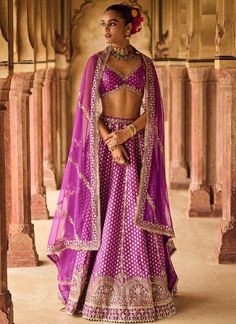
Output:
(111, 144), (130, 165)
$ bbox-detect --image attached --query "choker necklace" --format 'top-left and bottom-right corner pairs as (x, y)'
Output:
(110, 44), (135, 61)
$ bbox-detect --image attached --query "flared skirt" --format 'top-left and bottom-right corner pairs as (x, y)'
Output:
(52, 114), (178, 323)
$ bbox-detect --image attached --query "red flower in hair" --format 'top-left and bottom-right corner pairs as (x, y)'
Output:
(119, 2), (144, 35)
(130, 7), (144, 34)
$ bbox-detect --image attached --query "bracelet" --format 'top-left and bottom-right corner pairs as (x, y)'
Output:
(108, 145), (117, 152)
(127, 124), (137, 138)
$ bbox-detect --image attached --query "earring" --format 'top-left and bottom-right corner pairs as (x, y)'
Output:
(126, 30), (131, 36)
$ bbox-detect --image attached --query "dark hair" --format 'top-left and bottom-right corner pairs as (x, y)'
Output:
(104, 4), (133, 25)
(104, 3), (144, 35)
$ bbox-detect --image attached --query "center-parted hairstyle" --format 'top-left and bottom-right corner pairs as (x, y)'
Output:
(104, 2), (144, 35)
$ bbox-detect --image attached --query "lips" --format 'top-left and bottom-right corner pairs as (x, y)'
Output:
(105, 34), (111, 38)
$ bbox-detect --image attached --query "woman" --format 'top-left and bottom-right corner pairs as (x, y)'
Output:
(46, 2), (178, 322)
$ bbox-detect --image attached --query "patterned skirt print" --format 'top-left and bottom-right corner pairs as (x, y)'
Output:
(57, 114), (178, 323)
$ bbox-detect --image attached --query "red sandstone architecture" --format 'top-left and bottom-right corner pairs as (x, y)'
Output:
(0, 0), (235, 322)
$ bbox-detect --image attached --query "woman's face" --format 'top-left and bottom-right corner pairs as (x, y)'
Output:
(100, 10), (132, 44)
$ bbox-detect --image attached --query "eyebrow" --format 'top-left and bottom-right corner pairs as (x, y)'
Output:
(100, 19), (118, 22)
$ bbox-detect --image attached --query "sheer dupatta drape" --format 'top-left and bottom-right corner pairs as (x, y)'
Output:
(47, 53), (101, 263)
(47, 45), (176, 263)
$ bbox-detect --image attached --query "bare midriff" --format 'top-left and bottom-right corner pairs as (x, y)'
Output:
(101, 88), (143, 119)
(100, 54), (144, 119)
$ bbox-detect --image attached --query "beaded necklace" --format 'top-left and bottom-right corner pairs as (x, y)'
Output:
(110, 44), (135, 61)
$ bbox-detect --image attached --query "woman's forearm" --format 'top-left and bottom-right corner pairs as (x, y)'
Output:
(128, 111), (147, 133)
(98, 116), (111, 140)
(98, 111), (147, 147)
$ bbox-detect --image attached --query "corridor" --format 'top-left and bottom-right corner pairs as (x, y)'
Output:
(8, 189), (236, 324)
(1, 0), (236, 322)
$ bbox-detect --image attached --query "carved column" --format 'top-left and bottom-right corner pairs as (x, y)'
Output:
(30, 70), (49, 220)
(187, 67), (213, 217)
(55, 71), (62, 185)
(215, 68), (236, 263)
(169, 66), (189, 189)
(7, 73), (39, 267)
(50, 71), (59, 187)
(214, 70), (223, 215)
(0, 78), (14, 323)
(58, 68), (70, 177)
(2, 78), (11, 238)
(42, 68), (57, 190)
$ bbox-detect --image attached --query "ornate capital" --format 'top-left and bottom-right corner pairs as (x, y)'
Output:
(188, 67), (212, 83)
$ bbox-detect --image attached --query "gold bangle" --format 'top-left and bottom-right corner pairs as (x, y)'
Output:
(127, 124), (137, 137)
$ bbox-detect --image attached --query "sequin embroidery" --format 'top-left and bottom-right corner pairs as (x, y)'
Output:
(99, 56), (146, 97)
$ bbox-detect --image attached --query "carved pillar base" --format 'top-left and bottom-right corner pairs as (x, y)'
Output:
(31, 193), (49, 220)
(215, 221), (236, 263)
(188, 185), (213, 217)
(213, 186), (222, 217)
(43, 161), (57, 190)
(7, 224), (39, 267)
(170, 161), (190, 189)
(0, 291), (14, 324)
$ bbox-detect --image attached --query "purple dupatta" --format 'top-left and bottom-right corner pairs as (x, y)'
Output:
(46, 45), (176, 261)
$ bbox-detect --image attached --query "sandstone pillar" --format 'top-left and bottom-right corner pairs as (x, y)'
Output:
(58, 68), (70, 177)
(215, 68), (236, 263)
(1, 78), (11, 238)
(7, 73), (39, 267)
(50, 71), (59, 187)
(55, 71), (62, 185)
(169, 66), (189, 189)
(214, 71), (223, 215)
(30, 70), (49, 220)
(187, 67), (213, 217)
(0, 78), (14, 323)
(42, 68), (57, 190)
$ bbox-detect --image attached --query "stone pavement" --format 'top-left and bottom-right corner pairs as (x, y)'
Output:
(8, 189), (236, 324)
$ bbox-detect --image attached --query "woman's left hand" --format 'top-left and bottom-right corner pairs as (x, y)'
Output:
(104, 128), (130, 147)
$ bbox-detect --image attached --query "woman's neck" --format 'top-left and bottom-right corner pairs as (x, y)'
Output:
(110, 40), (130, 49)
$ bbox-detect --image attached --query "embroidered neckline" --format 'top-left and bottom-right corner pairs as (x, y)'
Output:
(105, 55), (142, 79)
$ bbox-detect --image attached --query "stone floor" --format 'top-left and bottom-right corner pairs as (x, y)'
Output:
(8, 189), (236, 324)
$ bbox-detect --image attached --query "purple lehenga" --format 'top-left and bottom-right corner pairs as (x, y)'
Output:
(46, 44), (178, 323)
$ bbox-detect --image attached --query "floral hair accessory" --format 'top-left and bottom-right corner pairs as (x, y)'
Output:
(119, 2), (144, 34)
(130, 7), (144, 34)
(131, 9), (137, 17)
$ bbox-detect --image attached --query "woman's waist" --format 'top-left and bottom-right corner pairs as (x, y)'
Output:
(101, 96), (142, 119)
(99, 113), (137, 125)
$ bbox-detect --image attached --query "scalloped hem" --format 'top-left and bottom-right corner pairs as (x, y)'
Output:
(81, 300), (177, 323)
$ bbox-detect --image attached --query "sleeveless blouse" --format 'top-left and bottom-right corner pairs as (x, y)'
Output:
(99, 55), (146, 97)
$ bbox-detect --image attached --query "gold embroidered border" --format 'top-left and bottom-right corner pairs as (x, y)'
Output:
(68, 156), (92, 191)
(100, 84), (144, 98)
(65, 265), (88, 313)
(147, 193), (156, 212)
(119, 165), (129, 278)
(106, 56), (142, 79)
(154, 124), (164, 153)
(132, 55), (174, 238)
(84, 270), (173, 309)
(79, 103), (90, 121)
(47, 242), (99, 254)
(99, 115), (136, 124)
